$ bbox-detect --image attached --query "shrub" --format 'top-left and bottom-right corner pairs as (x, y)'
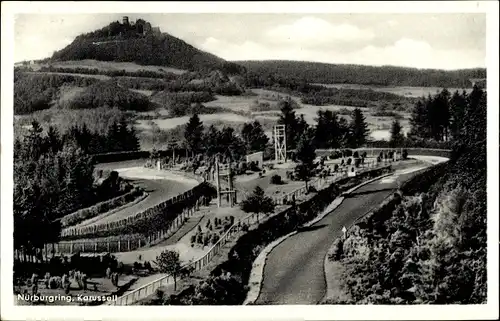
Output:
(355, 158), (361, 168)
(353, 151), (359, 158)
(196, 233), (203, 244)
(156, 289), (165, 301)
(347, 158), (352, 166)
(211, 233), (220, 244)
(344, 149), (353, 157)
(402, 149), (408, 159)
(270, 174), (283, 185)
(190, 234), (196, 244)
(241, 223), (249, 232)
(49, 277), (60, 289)
(203, 234), (211, 246)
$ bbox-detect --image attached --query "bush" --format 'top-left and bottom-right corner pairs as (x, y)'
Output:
(334, 164), (339, 172)
(355, 158), (361, 168)
(270, 174), (283, 185)
(343, 149), (353, 157)
(190, 234), (196, 244)
(203, 234), (211, 246)
(402, 149), (408, 159)
(156, 289), (165, 301)
(353, 151), (359, 158)
(59, 187), (143, 227)
(347, 158), (352, 166)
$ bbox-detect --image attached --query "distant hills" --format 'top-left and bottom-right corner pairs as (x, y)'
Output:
(49, 17), (245, 75)
(35, 17), (487, 89)
(236, 60), (486, 88)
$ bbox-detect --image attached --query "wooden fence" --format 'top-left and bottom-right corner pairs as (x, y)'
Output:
(60, 182), (213, 239)
(107, 163), (391, 305)
(47, 204), (200, 255)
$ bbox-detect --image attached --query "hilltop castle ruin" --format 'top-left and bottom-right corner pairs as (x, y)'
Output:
(119, 16), (161, 37)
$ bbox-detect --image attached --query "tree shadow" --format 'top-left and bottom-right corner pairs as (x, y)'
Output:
(296, 224), (328, 233)
(344, 187), (395, 198)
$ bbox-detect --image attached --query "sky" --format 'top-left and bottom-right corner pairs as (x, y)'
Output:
(14, 13), (486, 70)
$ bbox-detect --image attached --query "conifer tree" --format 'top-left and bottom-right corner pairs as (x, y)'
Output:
(349, 108), (369, 148)
(390, 119), (405, 147)
(184, 113), (204, 157)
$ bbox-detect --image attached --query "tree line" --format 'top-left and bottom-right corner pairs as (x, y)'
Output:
(14, 73), (100, 114)
(13, 120), (136, 262)
(408, 88), (476, 142)
(68, 80), (151, 111)
(39, 65), (179, 79)
(239, 60), (485, 88)
(180, 98), (372, 163)
(329, 85), (487, 304)
(243, 71), (414, 109)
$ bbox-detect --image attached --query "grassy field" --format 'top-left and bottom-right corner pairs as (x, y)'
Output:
(32, 59), (187, 75)
(26, 71), (112, 80)
(314, 83), (472, 98)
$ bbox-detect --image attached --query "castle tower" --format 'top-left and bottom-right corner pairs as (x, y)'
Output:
(122, 16), (129, 25)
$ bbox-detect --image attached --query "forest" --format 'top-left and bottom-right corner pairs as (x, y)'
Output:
(243, 71), (415, 110)
(67, 80), (152, 111)
(239, 60), (486, 88)
(13, 73), (100, 114)
(329, 85), (487, 304)
(14, 118), (140, 259)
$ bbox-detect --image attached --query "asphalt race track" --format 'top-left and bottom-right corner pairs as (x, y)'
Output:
(255, 167), (427, 305)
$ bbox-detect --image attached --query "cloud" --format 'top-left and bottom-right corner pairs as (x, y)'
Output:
(201, 36), (485, 70)
(265, 16), (375, 47)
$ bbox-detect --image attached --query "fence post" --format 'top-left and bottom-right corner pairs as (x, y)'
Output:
(128, 240), (131, 251)
(94, 243), (97, 253)
(108, 241), (110, 253)
(70, 243), (73, 253)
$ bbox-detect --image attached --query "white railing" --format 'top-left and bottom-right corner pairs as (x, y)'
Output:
(48, 206), (201, 255)
(107, 161), (390, 305)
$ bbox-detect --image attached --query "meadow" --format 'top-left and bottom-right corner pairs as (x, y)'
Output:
(32, 59), (188, 75)
(314, 83), (472, 98)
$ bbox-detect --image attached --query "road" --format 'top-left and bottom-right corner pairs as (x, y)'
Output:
(255, 166), (428, 305)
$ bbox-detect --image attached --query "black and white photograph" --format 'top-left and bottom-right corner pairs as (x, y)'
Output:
(1, 1), (498, 320)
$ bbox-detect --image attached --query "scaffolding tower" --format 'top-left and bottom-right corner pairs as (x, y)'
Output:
(214, 156), (237, 208)
(274, 125), (287, 164)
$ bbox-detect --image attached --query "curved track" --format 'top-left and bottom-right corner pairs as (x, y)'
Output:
(73, 161), (198, 227)
(255, 166), (432, 305)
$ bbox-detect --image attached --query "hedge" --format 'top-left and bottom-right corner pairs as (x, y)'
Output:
(164, 166), (392, 305)
(61, 182), (217, 240)
(59, 187), (145, 228)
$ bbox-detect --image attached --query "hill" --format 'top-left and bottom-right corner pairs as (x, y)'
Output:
(49, 17), (245, 75)
(236, 60), (486, 88)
